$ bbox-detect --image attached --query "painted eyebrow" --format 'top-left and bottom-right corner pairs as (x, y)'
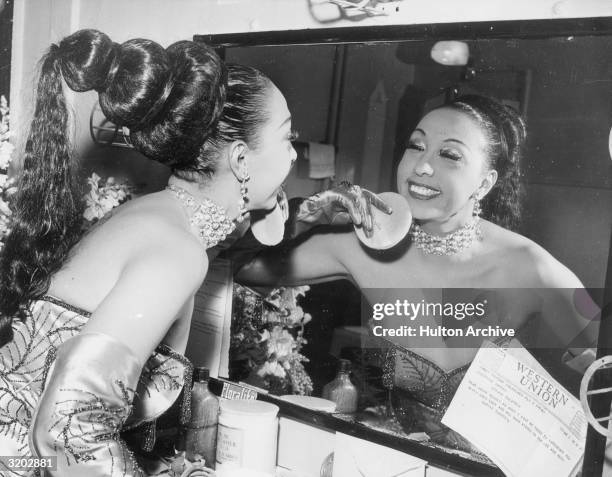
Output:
(443, 138), (469, 148)
(412, 129), (469, 148)
(278, 116), (292, 129)
(411, 129), (470, 151)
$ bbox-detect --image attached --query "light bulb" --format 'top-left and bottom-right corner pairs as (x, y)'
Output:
(430, 41), (469, 66)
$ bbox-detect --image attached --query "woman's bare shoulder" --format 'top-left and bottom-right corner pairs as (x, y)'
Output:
(482, 221), (582, 288)
(81, 193), (207, 273)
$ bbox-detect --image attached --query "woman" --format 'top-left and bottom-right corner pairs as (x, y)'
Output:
(0, 29), (385, 476)
(237, 95), (598, 449)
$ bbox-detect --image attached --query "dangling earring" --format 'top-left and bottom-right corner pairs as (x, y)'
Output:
(472, 195), (482, 217)
(236, 166), (250, 223)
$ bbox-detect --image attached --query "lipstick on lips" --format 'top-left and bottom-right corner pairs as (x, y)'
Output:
(407, 180), (441, 200)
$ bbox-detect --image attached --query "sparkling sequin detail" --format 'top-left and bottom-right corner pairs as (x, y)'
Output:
(51, 380), (137, 467)
(0, 297), (193, 473)
(410, 218), (482, 256)
(382, 345), (469, 410)
(167, 184), (236, 249)
(382, 337), (514, 453)
(0, 300), (88, 457)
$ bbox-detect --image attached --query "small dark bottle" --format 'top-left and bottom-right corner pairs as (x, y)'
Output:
(322, 359), (358, 413)
(184, 367), (219, 468)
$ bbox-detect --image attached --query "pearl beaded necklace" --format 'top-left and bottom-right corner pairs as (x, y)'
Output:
(167, 184), (236, 249)
(410, 218), (482, 256)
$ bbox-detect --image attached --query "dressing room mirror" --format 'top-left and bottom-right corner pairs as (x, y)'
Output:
(198, 20), (612, 471)
(219, 34), (612, 290)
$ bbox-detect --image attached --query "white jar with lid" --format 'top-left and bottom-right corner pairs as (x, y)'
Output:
(215, 399), (279, 476)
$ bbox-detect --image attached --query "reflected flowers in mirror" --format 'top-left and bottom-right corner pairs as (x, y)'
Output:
(231, 284), (314, 396)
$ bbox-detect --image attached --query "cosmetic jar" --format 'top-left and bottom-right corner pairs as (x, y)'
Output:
(216, 399), (279, 475)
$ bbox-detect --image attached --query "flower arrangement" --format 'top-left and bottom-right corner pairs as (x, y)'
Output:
(82, 172), (132, 223)
(230, 283), (314, 395)
(0, 95), (16, 250)
(0, 94), (133, 247)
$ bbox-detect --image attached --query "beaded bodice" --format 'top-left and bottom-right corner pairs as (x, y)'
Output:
(0, 297), (192, 455)
(381, 337), (514, 453)
(382, 344), (469, 411)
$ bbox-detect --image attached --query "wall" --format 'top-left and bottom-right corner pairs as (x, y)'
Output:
(10, 0), (612, 154)
(0, 0), (12, 98)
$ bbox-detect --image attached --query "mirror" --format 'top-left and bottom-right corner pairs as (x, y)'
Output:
(223, 36), (612, 289)
(207, 27), (612, 470)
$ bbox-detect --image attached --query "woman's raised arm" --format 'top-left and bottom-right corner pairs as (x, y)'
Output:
(30, 235), (207, 476)
(236, 229), (356, 287)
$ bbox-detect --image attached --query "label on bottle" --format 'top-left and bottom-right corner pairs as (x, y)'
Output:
(216, 424), (244, 466)
(220, 382), (257, 400)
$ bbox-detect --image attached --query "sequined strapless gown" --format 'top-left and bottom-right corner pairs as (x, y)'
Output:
(0, 297), (192, 476)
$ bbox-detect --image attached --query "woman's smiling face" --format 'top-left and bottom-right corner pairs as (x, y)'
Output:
(396, 107), (497, 230)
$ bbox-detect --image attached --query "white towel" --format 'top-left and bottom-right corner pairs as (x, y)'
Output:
(306, 142), (335, 179)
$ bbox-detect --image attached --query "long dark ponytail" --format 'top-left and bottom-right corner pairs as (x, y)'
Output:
(0, 45), (84, 346)
(0, 30), (226, 346)
(445, 95), (526, 231)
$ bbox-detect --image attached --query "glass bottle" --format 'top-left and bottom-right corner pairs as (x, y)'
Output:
(184, 367), (219, 468)
(322, 359), (358, 413)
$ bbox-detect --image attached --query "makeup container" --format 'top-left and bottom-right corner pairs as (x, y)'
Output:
(215, 399), (279, 476)
(322, 359), (359, 413)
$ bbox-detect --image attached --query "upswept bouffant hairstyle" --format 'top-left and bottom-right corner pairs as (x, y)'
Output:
(0, 29), (273, 346)
(442, 94), (526, 232)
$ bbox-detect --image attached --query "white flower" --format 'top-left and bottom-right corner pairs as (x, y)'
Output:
(302, 312), (312, 326)
(0, 95), (8, 115)
(256, 360), (287, 379)
(83, 204), (104, 221)
(265, 326), (295, 360)
(99, 193), (120, 212)
(87, 172), (102, 189)
(0, 197), (12, 216)
(82, 173), (132, 223)
(0, 141), (14, 169)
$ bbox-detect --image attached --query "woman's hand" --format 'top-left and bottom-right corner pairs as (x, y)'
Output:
(288, 181), (393, 238)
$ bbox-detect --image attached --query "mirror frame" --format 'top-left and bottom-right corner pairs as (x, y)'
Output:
(195, 16), (612, 475)
(195, 16), (612, 47)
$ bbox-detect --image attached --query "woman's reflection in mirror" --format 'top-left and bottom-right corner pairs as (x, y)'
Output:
(234, 94), (599, 449)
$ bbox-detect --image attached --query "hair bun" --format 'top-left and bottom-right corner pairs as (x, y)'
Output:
(97, 38), (172, 130)
(129, 41), (226, 168)
(56, 29), (118, 92)
(53, 29), (226, 171)
(54, 29), (173, 130)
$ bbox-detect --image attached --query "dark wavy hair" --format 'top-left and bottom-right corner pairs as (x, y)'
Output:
(197, 63), (272, 175)
(441, 94), (526, 231)
(0, 29), (272, 346)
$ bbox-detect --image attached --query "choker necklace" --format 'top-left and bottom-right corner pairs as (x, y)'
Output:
(167, 184), (236, 249)
(410, 218), (482, 256)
